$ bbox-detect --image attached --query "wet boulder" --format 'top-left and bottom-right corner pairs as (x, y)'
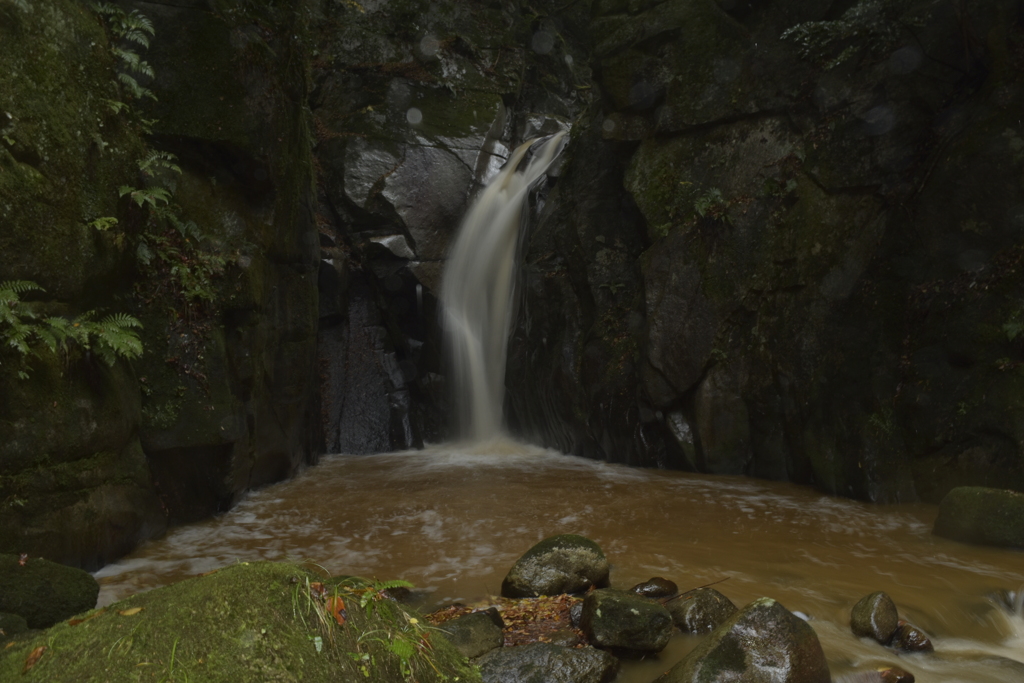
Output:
(850, 592), (899, 644)
(501, 535), (610, 598)
(666, 587), (738, 634)
(438, 608), (505, 659)
(890, 621), (933, 653)
(657, 597), (831, 683)
(580, 588), (672, 654)
(630, 577), (677, 598)
(933, 487), (1024, 549)
(0, 554), (98, 629)
(477, 643), (619, 683)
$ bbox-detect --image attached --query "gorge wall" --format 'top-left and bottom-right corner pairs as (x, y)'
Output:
(2, 0), (1023, 568)
(506, 0), (1024, 504)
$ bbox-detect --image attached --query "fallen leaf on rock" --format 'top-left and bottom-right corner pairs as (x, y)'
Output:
(18, 553), (27, 566)
(23, 645), (45, 673)
(327, 596), (347, 626)
(118, 607), (143, 617)
(309, 582), (327, 600)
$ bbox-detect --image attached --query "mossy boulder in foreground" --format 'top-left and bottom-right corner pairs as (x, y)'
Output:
(0, 554), (99, 629)
(0, 561), (480, 683)
(933, 486), (1024, 549)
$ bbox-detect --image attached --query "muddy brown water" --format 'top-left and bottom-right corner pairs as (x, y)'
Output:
(95, 440), (1024, 682)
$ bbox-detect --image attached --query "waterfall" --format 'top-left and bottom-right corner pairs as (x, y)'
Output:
(440, 132), (567, 440)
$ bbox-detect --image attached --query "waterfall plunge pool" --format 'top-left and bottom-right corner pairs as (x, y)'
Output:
(95, 440), (1024, 682)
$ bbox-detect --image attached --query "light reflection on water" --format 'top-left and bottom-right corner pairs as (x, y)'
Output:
(95, 439), (1024, 682)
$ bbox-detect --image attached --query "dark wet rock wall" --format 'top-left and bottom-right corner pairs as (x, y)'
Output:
(507, 0), (1024, 503)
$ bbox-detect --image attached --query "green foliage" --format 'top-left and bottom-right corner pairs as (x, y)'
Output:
(0, 281), (143, 379)
(694, 187), (729, 221)
(120, 152), (227, 311)
(781, 0), (917, 69)
(1003, 304), (1024, 341)
(93, 2), (157, 102)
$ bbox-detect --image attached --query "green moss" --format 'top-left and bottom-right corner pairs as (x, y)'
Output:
(0, 0), (145, 301)
(0, 562), (480, 683)
(0, 554), (99, 630)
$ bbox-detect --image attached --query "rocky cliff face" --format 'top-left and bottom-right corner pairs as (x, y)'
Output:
(507, 0), (1024, 503)
(0, 0), (320, 567)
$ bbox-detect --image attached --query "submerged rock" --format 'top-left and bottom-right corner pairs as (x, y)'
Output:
(501, 535), (610, 598)
(657, 597), (830, 683)
(438, 609), (505, 659)
(0, 555), (98, 629)
(630, 577), (677, 598)
(878, 667), (916, 683)
(580, 588), (672, 654)
(890, 621), (933, 653)
(933, 487), (1024, 549)
(834, 667), (915, 683)
(477, 643), (618, 683)
(850, 591), (899, 644)
(666, 587), (738, 634)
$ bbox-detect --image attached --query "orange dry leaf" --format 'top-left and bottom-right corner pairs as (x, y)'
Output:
(326, 596), (347, 626)
(23, 645), (45, 673)
(118, 607), (143, 617)
(309, 582), (327, 599)
(69, 608), (107, 626)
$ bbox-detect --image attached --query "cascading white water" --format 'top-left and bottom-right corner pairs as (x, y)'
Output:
(440, 132), (566, 440)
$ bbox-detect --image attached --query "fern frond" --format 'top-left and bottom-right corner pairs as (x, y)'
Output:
(88, 216), (119, 231)
(126, 10), (155, 38)
(121, 28), (151, 49)
(91, 2), (119, 17)
(100, 312), (142, 329)
(5, 325), (32, 355)
(101, 98), (130, 114)
(373, 579), (415, 592)
(117, 72), (142, 96)
(112, 46), (141, 68)
(33, 326), (58, 354)
(0, 280), (44, 297)
(134, 60), (155, 79)
(139, 151), (181, 177)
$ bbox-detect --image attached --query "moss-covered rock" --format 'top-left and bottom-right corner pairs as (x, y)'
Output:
(0, 0), (143, 301)
(0, 561), (480, 682)
(666, 587), (737, 635)
(580, 588), (673, 653)
(850, 591), (899, 644)
(0, 554), (98, 629)
(933, 486), (1024, 549)
(0, 348), (165, 568)
(0, 612), (29, 642)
